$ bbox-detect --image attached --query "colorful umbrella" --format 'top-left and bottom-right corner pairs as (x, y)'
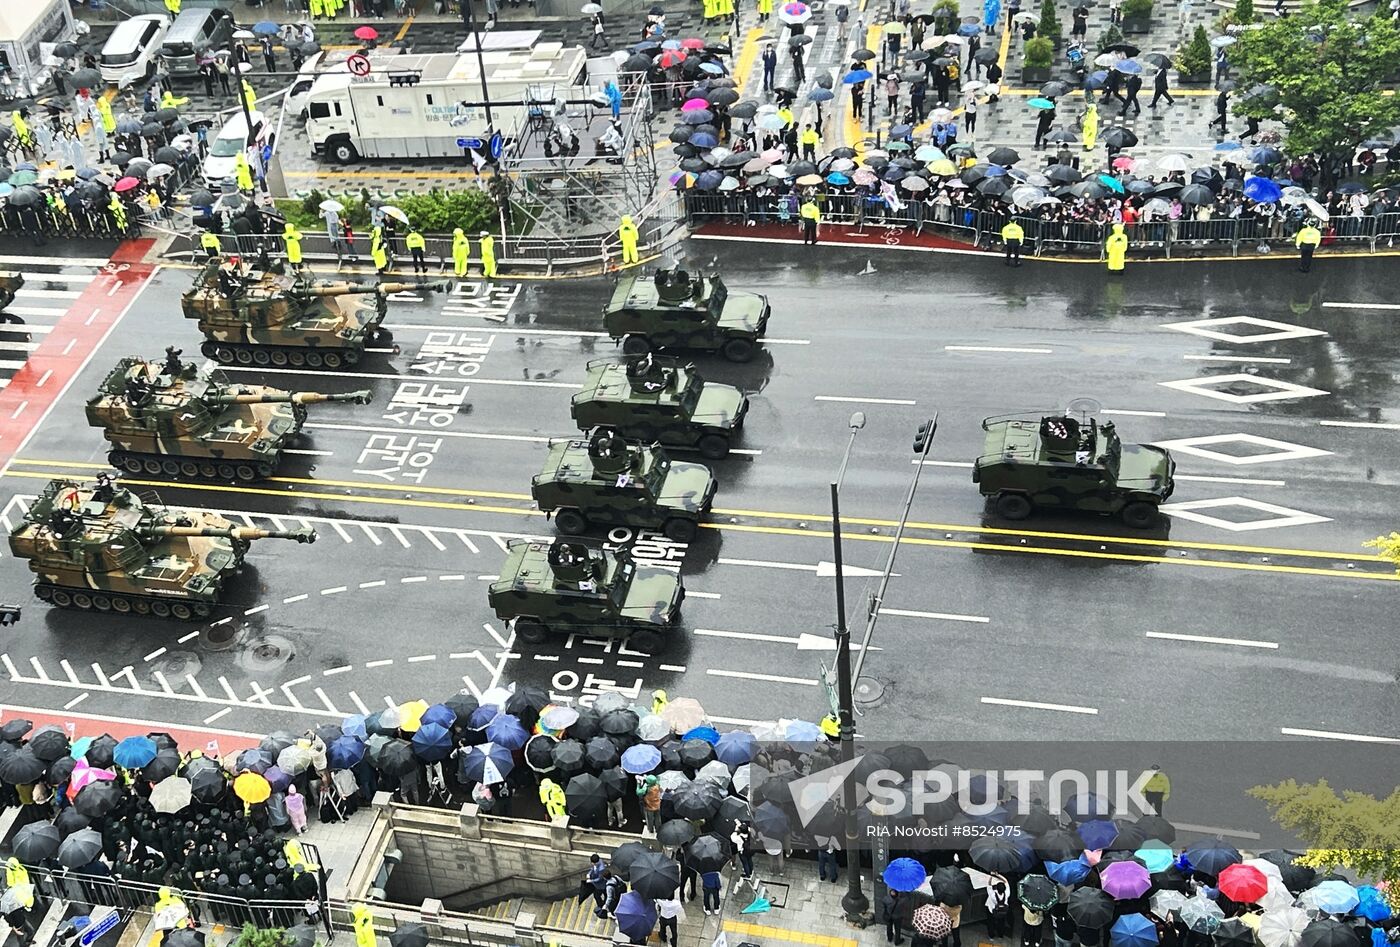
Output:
(1027, 98), (1056, 110)
(1218, 864), (1270, 903)
(1102, 860), (1152, 899)
(233, 771), (271, 804)
(779, 1), (812, 23)
(1019, 874), (1059, 911)
(912, 905), (952, 939)
(883, 858), (927, 892)
(113, 735), (157, 768)
(354, 26), (379, 40)
(1113, 914), (1160, 947)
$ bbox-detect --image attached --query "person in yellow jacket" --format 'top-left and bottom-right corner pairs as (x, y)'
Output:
(1295, 222), (1322, 273)
(1001, 220), (1024, 266)
(1081, 102), (1098, 152)
(777, 106), (795, 129)
(479, 231), (497, 278)
(757, 0), (773, 19)
(1143, 765), (1170, 815)
(405, 228), (427, 274)
(371, 225), (388, 273)
(539, 777), (567, 819)
(200, 229), (221, 261)
(800, 198), (821, 245)
(651, 689), (668, 715)
(11, 109), (31, 151)
(234, 152), (253, 192)
(309, 0), (324, 16)
(451, 228), (470, 277)
(241, 78), (257, 112)
(799, 124), (821, 162)
(283, 223), (304, 269)
(718, 0), (735, 16)
(820, 714), (840, 740)
(703, 0), (717, 18)
(96, 96), (116, 135)
(618, 215), (639, 264)
(1105, 222), (1128, 271)
(164, 0), (182, 14)
(160, 89), (189, 110)
(351, 904), (375, 947)
(108, 194), (128, 234)
(6, 857), (30, 889)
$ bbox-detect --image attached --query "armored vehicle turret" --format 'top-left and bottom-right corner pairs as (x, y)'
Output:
(8, 476), (316, 619)
(0, 271), (23, 310)
(488, 539), (683, 652)
(533, 427), (717, 542)
(87, 350), (371, 481)
(182, 260), (441, 368)
(570, 355), (748, 460)
(973, 413), (1176, 528)
(606, 268), (770, 363)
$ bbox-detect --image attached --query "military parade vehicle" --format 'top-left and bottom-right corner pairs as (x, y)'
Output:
(182, 259), (438, 368)
(9, 475), (316, 619)
(605, 268), (770, 363)
(0, 271), (23, 310)
(532, 427), (717, 542)
(570, 355), (748, 460)
(488, 539), (684, 651)
(86, 349), (371, 481)
(973, 413), (1176, 528)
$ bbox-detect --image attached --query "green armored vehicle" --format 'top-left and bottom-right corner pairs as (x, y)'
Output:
(8, 475), (316, 619)
(570, 355), (748, 460)
(973, 414), (1176, 528)
(606, 268), (770, 363)
(182, 260), (435, 368)
(86, 349), (371, 481)
(0, 271), (23, 310)
(533, 427), (717, 542)
(488, 539), (684, 651)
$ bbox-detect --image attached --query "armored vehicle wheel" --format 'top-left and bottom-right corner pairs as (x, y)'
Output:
(697, 434), (729, 460)
(256, 462), (275, 479)
(235, 464), (257, 482)
(554, 508), (589, 535)
(142, 458), (163, 475)
(216, 462), (237, 480)
(132, 599), (151, 615)
(161, 460), (180, 477)
(92, 594), (112, 612)
(994, 492), (1033, 520)
(150, 601), (172, 618)
(172, 603), (194, 620)
(179, 461), (200, 478)
(252, 349), (272, 366)
(271, 350), (289, 367)
(289, 351), (307, 367)
(194, 603), (213, 619)
(111, 596), (132, 613)
(118, 455), (144, 474)
(344, 350), (360, 365)
(213, 345), (237, 364)
(514, 618), (548, 644)
(630, 629), (662, 653)
(72, 592), (93, 610)
(51, 590), (73, 607)
(722, 338), (756, 363)
(323, 352), (344, 369)
(35, 585), (53, 602)
(199, 461), (219, 478)
(622, 335), (651, 356)
(306, 352), (324, 368)
(1120, 501), (1159, 530)
(234, 349), (254, 366)
(663, 517), (698, 543)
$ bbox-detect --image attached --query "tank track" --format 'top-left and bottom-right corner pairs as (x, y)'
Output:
(34, 583), (215, 621)
(108, 450), (276, 483)
(200, 340), (362, 369)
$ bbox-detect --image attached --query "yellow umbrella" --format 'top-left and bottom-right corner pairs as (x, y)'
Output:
(882, 20), (906, 33)
(1239, 914), (1261, 932)
(232, 771), (270, 804)
(928, 158), (958, 176)
(397, 699), (429, 733)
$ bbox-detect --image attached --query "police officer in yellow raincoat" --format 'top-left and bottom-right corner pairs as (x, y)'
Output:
(618, 215), (639, 264)
(479, 232), (497, 278)
(452, 228), (470, 277)
(1105, 222), (1128, 271)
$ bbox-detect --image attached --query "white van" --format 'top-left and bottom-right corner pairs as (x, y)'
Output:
(202, 110), (270, 186)
(100, 14), (170, 89)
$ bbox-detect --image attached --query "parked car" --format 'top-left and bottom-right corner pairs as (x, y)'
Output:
(201, 110), (269, 186)
(100, 14), (171, 89)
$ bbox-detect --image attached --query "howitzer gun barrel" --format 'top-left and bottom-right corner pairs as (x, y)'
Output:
(146, 526), (318, 543)
(211, 390), (373, 406)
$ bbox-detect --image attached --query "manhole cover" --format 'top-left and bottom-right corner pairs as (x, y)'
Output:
(853, 676), (885, 705)
(239, 634), (295, 672)
(202, 622), (240, 649)
(151, 651), (202, 680)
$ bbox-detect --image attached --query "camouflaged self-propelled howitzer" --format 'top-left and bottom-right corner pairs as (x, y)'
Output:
(9, 476), (316, 619)
(182, 260), (442, 368)
(86, 350), (371, 481)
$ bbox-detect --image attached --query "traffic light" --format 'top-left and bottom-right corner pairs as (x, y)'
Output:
(912, 418), (937, 455)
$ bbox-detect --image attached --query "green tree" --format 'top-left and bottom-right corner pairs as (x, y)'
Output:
(1025, 36), (1054, 67)
(1039, 0), (1063, 41)
(1365, 531), (1400, 573)
(1249, 779), (1400, 907)
(1096, 22), (1124, 53)
(1177, 24), (1213, 76)
(1232, 0), (1400, 157)
(1233, 0), (1256, 24)
(234, 925), (289, 947)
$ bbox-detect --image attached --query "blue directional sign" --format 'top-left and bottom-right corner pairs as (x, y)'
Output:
(80, 911), (120, 947)
(488, 132), (504, 159)
(456, 137), (483, 149)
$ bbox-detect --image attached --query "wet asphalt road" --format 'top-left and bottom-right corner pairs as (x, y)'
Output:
(1, 237), (1397, 752)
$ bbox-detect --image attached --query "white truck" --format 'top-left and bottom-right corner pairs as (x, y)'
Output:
(304, 45), (588, 164)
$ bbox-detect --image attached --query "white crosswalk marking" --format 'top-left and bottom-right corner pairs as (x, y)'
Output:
(0, 261), (107, 387)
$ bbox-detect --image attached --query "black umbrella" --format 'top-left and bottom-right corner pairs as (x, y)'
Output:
(284, 926), (318, 947)
(505, 685), (550, 723)
(974, 47), (999, 64)
(261, 731), (297, 757)
(72, 68), (101, 89)
(969, 835), (1026, 872)
(680, 157), (708, 172)
(189, 766), (226, 804)
(729, 101), (759, 119)
(27, 726), (70, 762)
(1067, 888), (1114, 928)
(74, 780), (123, 818)
(610, 841), (653, 876)
(752, 800), (790, 839)
(657, 740), (683, 772)
(658, 819), (696, 847)
(630, 851), (681, 899)
(8, 186), (44, 208)
(987, 147), (1022, 166)
(1101, 126), (1138, 149)
(1179, 183), (1216, 205)
(678, 738), (715, 771)
(931, 865), (975, 905)
(236, 747), (274, 773)
(1257, 851), (1314, 891)
(143, 747), (180, 783)
(1301, 921), (1359, 947)
(53, 808), (90, 837)
(1070, 180), (1107, 200)
(552, 739), (587, 777)
(1142, 52), (1172, 68)
(525, 734), (557, 774)
(623, 54), (654, 72)
(48, 756), (77, 786)
(1, 719), (33, 742)
(1109, 818), (1148, 850)
(1043, 128), (1079, 146)
(378, 741), (419, 778)
(58, 827), (104, 867)
(1019, 874), (1059, 910)
(165, 931), (204, 947)
(715, 795), (749, 830)
(669, 125), (693, 143)
(977, 177), (1010, 197)
(708, 88), (741, 106)
(153, 146), (182, 165)
(389, 923), (429, 947)
(584, 736), (620, 772)
(444, 692), (480, 725)
(1190, 166), (1223, 190)
(1104, 42), (1141, 56)
(1040, 81), (1072, 99)
(600, 767), (629, 801)
(566, 773), (608, 817)
(1214, 919), (1255, 947)
(0, 747), (46, 784)
(600, 709), (639, 736)
(1035, 827), (1083, 861)
(1015, 804), (1058, 836)
(673, 780), (724, 820)
(13, 822), (61, 862)
(686, 833), (731, 872)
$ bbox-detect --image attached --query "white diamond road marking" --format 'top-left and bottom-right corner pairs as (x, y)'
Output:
(1160, 496), (1332, 532)
(1160, 316), (1329, 344)
(1158, 373), (1329, 404)
(1152, 433), (1334, 466)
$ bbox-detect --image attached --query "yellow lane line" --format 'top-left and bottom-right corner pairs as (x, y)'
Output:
(394, 16), (415, 43)
(997, 19), (1011, 72)
(9, 460), (1383, 563)
(732, 26), (765, 92)
(724, 920), (857, 947)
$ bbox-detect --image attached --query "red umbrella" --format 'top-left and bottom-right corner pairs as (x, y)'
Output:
(1217, 864), (1269, 903)
(354, 26), (379, 40)
(113, 176), (141, 193)
(680, 37), (706, 49)
(659, 49), (687, 68)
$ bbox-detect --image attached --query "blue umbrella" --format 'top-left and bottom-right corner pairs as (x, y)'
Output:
(1066, 791), (1113, 821)
(883, 858), (928, 892)
(469, 705), (498, 729)
(843, 69), (874, 84)
(1098, 173), (1126, 194)
(342, 715), (369, 739)
(1078, 819), (1118, 850)
(459, 742), (515, 784)
(958, 22), (981, 35)
(985, 164), (1008, 177)
(1084, 70), (1108, 90)
(784, 720), (822, 748)
(1111, 914), (1159, 947)
(683, 109), (715, 124)
(714, 731), (754, 767)
(699, 62), (726, 75)
(690, 132), (719, 149)
(615, 892), (657, 941)
(14, 162), (37, 172)
(1184, 839), (1240, 877)
(809, 88), (835, 102)
(485, 714), (529, 750)
(411, 723), (454, 762)
(1357, 887), (1391, 922)
(683, 725), (720, 745)
(1046, 858), (1092, 885)
(252, 20), (280, 35)
(1307, 880), (1359, 914)
(328, 735), (366, 770)
(1214, 140), (1243, 151)
(696, 169), (725, 189)
(113, 736), (157, 769)
(421, 704), (457, 729)
(1113, 59), (1142, 74)
(827, 171), (850, 185)
(1134, 844), (1174, 873)
(1242, 175), (1282, 203)
(263, 765), (291, 792)
(662, 39), (682, 50)
(621, 745), (662, 775)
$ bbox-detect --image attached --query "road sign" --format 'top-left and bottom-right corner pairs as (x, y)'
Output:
(489, 131), (504, 159)
(456, 137), (484, 149)
(80, 909), (120, 947)
(347, 54), (371, 77)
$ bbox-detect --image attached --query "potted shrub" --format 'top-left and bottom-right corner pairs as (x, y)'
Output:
(1175, 24), (1213, 83)
(1096, 22), (1124, 53)
(1022, 36), (1054, 82)
(932, 0), (960, 35)
(1121, 0), (1154, 33)
(1038, 0), (1064, 49)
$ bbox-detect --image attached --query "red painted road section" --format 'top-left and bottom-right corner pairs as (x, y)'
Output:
(1, 704), (260, 753)
(694, 219), (983, 251)
(0, 239), (157, 471)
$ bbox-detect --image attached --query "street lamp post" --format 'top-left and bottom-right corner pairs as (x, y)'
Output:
(229, 30), (268, 196)
(830, 411), (868, 922)
(460, 1), (495, 132)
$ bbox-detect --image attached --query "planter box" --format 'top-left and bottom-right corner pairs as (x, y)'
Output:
(1176, 70), (1211, 83)
(1121, 13), (1153, 33)
(1021, 65), (1052, 82)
